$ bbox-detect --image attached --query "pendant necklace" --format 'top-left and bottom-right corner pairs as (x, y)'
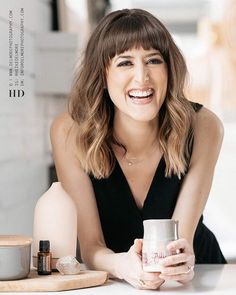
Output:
(124, 156), (144, 166)
(122, 144), (158, 166)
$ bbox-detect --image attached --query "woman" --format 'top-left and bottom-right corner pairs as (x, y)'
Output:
(50, 8), (226, 289)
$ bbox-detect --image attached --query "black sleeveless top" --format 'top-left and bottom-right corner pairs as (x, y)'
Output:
(89, 102), (226, 264)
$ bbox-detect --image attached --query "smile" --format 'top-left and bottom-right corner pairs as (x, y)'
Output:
(127, 88), (154, 105)
(128, 88), (154, 99)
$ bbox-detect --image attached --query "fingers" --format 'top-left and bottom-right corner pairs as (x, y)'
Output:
(159, 258), (195, 282)
(128, 238), (195, 288)
(136, 273), (165, 290)
(160, 238), (195, 270)
(129, 239), (143, 259)
(128, 272), (164, 290)
(158, 238), (195, 283)
(160, 252), (195, 267)
(133, 238), (142, 254)
(160, 262), (194, 276)
(159, 270), (194, 282)
(167, 238), (193, 254)
(127, 239), (164, 289)
(137, 278), (165, 290)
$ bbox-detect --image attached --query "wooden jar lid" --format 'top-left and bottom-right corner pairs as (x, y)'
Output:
(0, 235), (32, 246)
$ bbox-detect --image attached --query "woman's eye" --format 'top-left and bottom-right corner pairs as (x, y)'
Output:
(147, 58), (163, 65)
(117, 61), (132, 67)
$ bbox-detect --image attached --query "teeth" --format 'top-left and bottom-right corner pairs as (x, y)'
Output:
(128, 89), (153, 98)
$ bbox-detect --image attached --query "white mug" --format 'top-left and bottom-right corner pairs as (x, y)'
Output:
(142, 219), (179, 272)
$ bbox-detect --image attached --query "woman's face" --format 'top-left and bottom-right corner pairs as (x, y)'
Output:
(106, 47), (168, 123)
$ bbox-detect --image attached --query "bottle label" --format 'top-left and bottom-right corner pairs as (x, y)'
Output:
(38, 255), (51, 272)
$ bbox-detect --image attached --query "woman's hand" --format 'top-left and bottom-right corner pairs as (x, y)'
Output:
(116, 239), (165, 289)
(159, 238), (195, 283)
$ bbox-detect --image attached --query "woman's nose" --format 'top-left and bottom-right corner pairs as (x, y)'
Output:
(134, 65), (149, 84)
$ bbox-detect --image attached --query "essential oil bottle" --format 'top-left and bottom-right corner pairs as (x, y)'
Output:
(37, 240), (52, 275)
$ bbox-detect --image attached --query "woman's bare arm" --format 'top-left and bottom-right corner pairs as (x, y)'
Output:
(50, 112), (164, 289)
(50, 112), (119, 274)
(172, 107), (224, 244)
(157, 107), (224, 283)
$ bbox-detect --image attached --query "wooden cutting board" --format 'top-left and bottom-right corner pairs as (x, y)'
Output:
(0, 269), (108, 292)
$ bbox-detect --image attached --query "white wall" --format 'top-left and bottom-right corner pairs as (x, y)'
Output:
(0, 0), (66, 236)
(204, 122), (236, 262)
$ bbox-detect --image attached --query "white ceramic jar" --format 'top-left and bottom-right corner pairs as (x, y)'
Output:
(142, 219), (179, 272)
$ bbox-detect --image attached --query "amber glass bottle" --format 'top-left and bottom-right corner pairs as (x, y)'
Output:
(37, 240), (52, 275)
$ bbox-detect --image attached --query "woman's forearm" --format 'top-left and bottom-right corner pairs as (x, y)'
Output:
(81, 240), (166, 289)
(81, 245), (126, 279)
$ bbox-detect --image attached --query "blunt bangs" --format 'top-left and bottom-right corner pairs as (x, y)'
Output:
(102, 12), (170, 65)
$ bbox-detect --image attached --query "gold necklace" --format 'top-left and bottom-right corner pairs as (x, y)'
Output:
(123, 155), (144, 166)
(122, 144), (159, 166)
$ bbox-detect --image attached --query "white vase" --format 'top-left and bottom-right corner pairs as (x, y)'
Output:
(33, 182), (77, 270)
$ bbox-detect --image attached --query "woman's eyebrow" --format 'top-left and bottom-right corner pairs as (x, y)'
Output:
(114, 51), (162, 62)
(114, 55), (133, 62)
(145, 52), (162, 58)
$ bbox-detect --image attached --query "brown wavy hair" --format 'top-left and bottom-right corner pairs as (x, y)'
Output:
(69, 8), (195, 179)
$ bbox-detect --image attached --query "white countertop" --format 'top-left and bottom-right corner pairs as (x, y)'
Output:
(1, 264), (236, 294)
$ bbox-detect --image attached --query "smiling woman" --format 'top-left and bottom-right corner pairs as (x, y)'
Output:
(107, 48), (167, 122)
(69, 9), (194, 180)
(50, 8), (226, 290)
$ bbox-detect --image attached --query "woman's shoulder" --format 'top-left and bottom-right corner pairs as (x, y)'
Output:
(50, 112), (75, 136)
(193, 106), (224, 151)
(50, 112), (76, 137)
(189, 101), (223, 136)
(50, 112), (78, 151)
(195, 106), (224, 136)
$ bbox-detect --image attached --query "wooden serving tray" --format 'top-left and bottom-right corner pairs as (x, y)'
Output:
(0, 269), (108, 292)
